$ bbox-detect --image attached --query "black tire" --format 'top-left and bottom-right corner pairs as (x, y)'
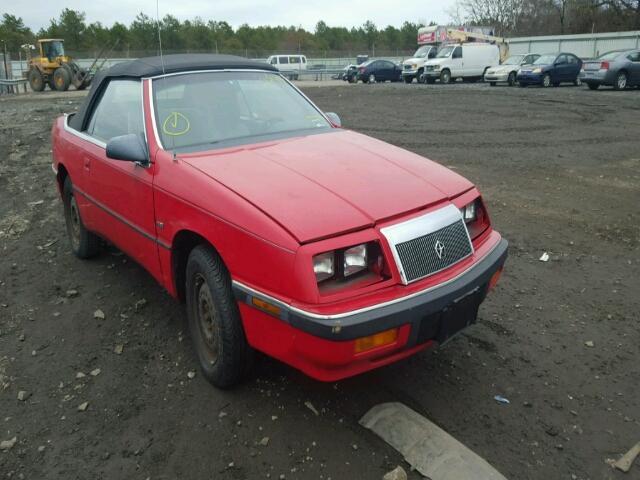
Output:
(613, 71), (628, 91)
(185, 245), (252, 388)
(28, 68), (45, 92)
(53, 67), (71, 91)
(440, 69), (452, 84)
(489, 82), (497, 87)
(404, 76), (413, 84)
(574, 77), (582, 87)
(426, 77), (436, 84)
(587, 83), (599, 90)
(63, 177), (100, 259)
(507, 72), (516, 86)
(542, 74), (552, 88)
(368, 74), (376, 84)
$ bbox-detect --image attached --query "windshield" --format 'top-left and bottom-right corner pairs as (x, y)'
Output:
(436, 46), (455, 58)
(413, 46), (431, 58)
(153, 71), (331, 152)
(534, 55), (556, 65)
(45, 41), (65, 58)
(502, 55), (524, 65)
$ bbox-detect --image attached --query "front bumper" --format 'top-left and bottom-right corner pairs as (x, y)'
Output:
(402, 69), (418, 77)
(423, 70), (441, 78)
(517, 72), (543, 84)
(484, 72), (509, 82)
(233, 237), (508, 381)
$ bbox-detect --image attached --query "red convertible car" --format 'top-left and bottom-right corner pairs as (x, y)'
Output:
(51, 54), (507, 387)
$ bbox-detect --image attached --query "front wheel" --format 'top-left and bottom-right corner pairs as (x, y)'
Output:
(63, 177), (100, 259)
(507, 72), (516, 86)
(53, 67), (71, 91)
(542, 74), (552, 88)
(186, 245), (252, 388)
(440, 69), (452, 84)
(368, 74), (376, 84)
(574, 77), (582, 87)
(403, 76), (413, 84)
(587, 83), (599, 90)
(614, 72), (628, 90)
(489, 82), (497, 87)
(28, 68), (45, 92)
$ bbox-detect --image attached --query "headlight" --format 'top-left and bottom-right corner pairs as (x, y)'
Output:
(313, 252), (334, 282)
(312, 242), (388, 291)
(434, 64), (441, 70)
(344, 244), (367, 277)
(533, 68), (542, 74)
(412, 64), (417, 69)
(460, 199), (490, 240)
(461, 201), (477, 224)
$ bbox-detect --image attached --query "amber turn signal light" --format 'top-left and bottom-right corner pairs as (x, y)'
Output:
(488, 267), (503, 291)
(251, 297), (281, 317)
(354, 328), (398, 354)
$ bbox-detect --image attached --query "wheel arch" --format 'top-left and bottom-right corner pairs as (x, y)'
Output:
(56, 163), (69, 196)
(171, 229), (228, 302)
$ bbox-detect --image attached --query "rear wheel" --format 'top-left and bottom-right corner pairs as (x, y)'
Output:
(587, 83), (599, 90)
(53, 67), (71, 91)
(186, 245), (252, 388)
(63, 177), (100, 259)
(614, 72), (628, 90)
(28, 68), (45, 92)
(439, 69), (452, 84)
(507, 72), (516, 86)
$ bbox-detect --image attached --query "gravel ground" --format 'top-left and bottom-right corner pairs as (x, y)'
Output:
(0, 81), (639, 480)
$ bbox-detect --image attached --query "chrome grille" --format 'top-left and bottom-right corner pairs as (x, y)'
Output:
(403, 64), (412, 70)
(395, 220), (472, 283)
(380, 205), (474, 285)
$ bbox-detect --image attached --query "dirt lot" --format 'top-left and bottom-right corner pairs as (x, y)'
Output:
(1, 81), (639, 480)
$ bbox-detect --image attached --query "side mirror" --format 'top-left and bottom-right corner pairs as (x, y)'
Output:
(325, 112), (342, 127)
(106, 133), (149, 165)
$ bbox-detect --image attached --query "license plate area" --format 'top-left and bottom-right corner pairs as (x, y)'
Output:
(415, 286), (484, 345)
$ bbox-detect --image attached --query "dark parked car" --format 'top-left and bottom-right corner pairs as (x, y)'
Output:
(580, 49), (640, 90)
(357, 60), (402, 83)
(517, 53), (583, 87)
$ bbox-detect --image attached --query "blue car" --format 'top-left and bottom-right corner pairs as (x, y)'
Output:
(517, 53), (583, 88)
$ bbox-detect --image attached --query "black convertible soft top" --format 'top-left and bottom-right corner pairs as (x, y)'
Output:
(69, 54), (277, 131)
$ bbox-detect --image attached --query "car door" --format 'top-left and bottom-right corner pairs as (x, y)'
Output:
(553, 55), (568, 82)
(451, 46), (463, 76)
(81, 79), (162, 280)
(627, 51), (640, 84)
(567, 54), (581, 81)
(383, 60), (396, 81)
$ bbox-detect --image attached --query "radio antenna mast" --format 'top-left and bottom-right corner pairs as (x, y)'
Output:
(156, 0), (166, 75)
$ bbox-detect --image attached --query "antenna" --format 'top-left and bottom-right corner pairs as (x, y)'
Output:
(156, 0), (166, 75)
(155, 0), (176, 158)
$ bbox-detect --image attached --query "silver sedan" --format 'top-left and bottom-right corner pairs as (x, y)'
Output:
(581, 49), (640, 90)
(484, 54), (541, 86)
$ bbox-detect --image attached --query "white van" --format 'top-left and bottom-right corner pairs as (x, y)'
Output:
(266, 54), (307, 80)
(401, 45), (438, 83)
(422, 43), (499, 84)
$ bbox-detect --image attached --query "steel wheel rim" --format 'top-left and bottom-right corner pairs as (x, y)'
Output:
(68, 195), (81, 250)
(369, 74), (375, 83)
(543, 75), (550, 87)
(195, 274), (220, 365)
(617, 74), (626, 89)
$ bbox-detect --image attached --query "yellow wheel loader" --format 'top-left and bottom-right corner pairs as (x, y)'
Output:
(25, 39), (92, 92)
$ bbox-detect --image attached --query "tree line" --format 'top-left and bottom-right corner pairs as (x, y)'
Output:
(1, 2), (639, 59)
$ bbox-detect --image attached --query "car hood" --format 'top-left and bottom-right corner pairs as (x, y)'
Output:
(426, 58), (448, 66)
(402, 57), (424, 66)
(522, 63), (550, 71)
(489, 64), (514, 73)
(181, 130), (473, 243)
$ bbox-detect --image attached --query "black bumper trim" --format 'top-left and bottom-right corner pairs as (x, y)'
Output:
(233, 238), (508, 341)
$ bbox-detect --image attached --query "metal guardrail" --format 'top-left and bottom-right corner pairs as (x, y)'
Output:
(0, 78), (28, 94)
(279, 68), (347, 81)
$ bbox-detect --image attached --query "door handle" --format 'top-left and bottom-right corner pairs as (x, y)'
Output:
(83, 157), (91, 171)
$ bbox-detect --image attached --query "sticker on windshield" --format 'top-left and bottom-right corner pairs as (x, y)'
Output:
(162, 112), (190, 136)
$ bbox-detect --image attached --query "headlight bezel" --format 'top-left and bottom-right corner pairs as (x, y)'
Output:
(312, 241), (388, 293)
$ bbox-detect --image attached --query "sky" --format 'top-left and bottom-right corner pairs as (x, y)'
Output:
(3, 0), (457, 31)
